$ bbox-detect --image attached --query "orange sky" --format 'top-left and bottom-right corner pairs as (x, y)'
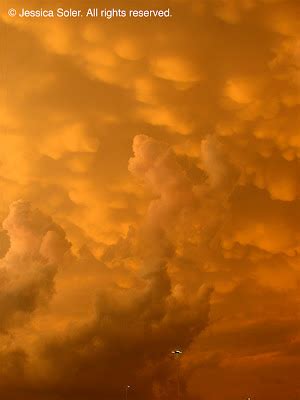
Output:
(1, 0), (300, 399)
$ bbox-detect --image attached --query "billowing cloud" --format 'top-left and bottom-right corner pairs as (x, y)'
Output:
(31, 135), (212, 399)
(0, 0), (300, 398)
(0, 200), (70, 331)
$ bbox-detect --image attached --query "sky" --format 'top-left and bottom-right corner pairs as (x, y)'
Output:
(0, 0), (300, 399)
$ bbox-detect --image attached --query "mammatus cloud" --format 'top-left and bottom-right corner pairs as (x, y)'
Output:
(0, 0), (300, 398)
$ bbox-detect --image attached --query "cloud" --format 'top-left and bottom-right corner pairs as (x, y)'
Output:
(0, 0), (299, 398)
(17, 135), (212, 399)
(0, 200), (70, 331)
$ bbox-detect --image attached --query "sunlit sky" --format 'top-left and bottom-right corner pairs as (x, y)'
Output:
(0, 0), (300, 399)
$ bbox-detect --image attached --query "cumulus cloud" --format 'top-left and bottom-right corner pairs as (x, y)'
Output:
(0, 201), (70, 331)
(129, 135), (195, 226)
(29, 135), (212, 399)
